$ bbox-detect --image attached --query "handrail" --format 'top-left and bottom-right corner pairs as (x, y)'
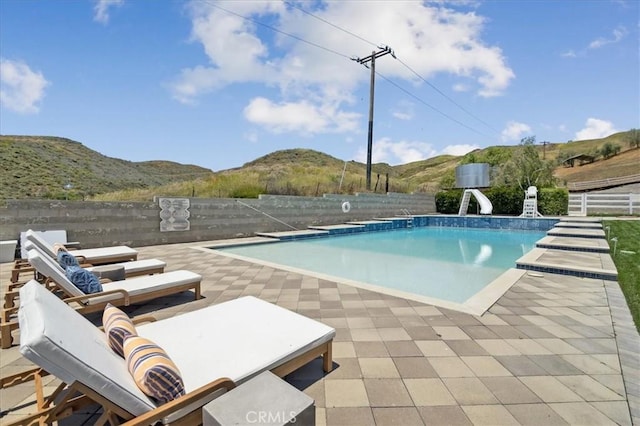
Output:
(235, 200), (299, 231)
(567, 174), (640, 191)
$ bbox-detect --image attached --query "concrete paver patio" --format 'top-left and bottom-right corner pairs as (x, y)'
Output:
(1, 220), (638, 425)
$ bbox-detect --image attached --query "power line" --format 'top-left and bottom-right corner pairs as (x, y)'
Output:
(208, 1), (493, 138)
(283, 0), (377, 49)
(281, 0), (498, 134)
(376, 72), (492, 138)
(393, 56), (501, 135)
(206, 1), (351, 60)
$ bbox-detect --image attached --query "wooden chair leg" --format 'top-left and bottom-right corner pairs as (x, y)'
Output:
(4, 290), (19, 309)
(0, 320), (18, 349)
(323, 341), (333, 372)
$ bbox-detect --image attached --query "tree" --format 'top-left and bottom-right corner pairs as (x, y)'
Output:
(493, 136), (556, 190)
(628, 128), (640, 149)
(438, 170), (456, 190)
(599, 142), (621, 159)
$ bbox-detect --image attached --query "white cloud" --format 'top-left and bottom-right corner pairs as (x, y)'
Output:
(354, 137), (438, 165)
(589, 26), (627, 49)
(171, 1), (514, 134)
(564, 26), (628, 58)
(391, 101), (414, 121)
(442, 144), (479, 156)
(243, 97), (360, 135)
(94, 0), (124, 24)
(0, 58), (50, 114)
(575, 118), (618, 140)
(501, 121), (531, 142)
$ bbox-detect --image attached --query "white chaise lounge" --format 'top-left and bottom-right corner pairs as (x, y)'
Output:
(0, 249), (201, 349)
(3, 242), (167, 311)
(26, 249), (202, 309)
(4, 280), (335, 425)
(26, 229), (139, 264)
(25, 240), (165, 279)
(11, 229), (139, 283)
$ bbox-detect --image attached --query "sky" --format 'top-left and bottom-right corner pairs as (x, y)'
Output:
(1, 0), (638, 172)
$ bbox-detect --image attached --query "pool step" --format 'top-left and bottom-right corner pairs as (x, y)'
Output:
(547, 227), (606, 239)
(516, 247), (617, 281)
(536, 235), (611, 253)
(553, 221), (603, 229)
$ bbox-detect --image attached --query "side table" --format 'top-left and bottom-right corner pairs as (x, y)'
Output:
(203, 371), (314, 426)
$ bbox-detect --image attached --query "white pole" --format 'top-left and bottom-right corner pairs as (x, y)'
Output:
(338, 161), (347, 191)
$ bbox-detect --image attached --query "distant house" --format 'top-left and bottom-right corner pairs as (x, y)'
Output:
(563, 153), (595, 167)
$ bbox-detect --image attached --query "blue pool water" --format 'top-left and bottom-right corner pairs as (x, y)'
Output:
(217, 227), (545, 304)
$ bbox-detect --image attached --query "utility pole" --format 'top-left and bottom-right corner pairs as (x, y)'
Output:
(541, 141), (549, 159)
(353, 45), (394, 190)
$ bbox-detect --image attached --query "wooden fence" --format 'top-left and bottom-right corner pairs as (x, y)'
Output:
(567, 174), (640, 192)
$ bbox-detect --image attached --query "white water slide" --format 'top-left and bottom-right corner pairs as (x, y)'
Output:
(459, 189), (493, 215)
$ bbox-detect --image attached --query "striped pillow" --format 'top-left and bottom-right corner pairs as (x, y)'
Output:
(103, 303), (137, 358)
(123, 335), (186, 404)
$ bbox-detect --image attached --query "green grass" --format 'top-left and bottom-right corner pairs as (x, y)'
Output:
(604, 220), (640, 332)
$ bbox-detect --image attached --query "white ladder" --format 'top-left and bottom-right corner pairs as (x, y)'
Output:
(401, 209), (413, 228)
(458, 191), (471, 216)
(522, 199), (537, 218)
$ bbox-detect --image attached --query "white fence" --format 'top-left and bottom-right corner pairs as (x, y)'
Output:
(568, 193), (640, 216)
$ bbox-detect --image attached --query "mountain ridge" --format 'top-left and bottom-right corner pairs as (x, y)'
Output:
(1, 131), (637, 200)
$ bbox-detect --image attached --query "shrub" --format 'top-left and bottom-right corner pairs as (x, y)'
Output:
(538, 188), (568, 215)
(599, 142), (621, 159)
(484, 186), (523, 215)
(436, 189), (464, 214)
(436, 186), (568, 216)
(228, 185), (263, 198)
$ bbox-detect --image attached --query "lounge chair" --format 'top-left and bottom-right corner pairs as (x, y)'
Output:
(3, 241), (167, 310)
(11, 229), (139, 283)
(0, 249), (201, 349)
(2, 280), (335, 425)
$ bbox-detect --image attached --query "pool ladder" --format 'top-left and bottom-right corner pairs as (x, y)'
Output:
(401, 209), (413, 228)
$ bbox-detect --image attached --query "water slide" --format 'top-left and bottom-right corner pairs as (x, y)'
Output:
(459, 188), (493, 215)
(469, 189), (493, 214)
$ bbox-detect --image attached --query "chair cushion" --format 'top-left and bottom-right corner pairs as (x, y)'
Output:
(124, 335), (186, 404)
(19, 280), (156, 416)
(103, 303), (137, 358)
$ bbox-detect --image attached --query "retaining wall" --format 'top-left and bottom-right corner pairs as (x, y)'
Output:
(0, 192), (436, 249)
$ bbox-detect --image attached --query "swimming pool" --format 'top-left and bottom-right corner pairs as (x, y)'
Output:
(213, 226), (545, 314)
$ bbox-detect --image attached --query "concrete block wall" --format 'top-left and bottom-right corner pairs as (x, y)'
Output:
(0, 192), (436, 250)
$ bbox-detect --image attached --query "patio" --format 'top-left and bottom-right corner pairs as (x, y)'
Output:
(1, 223), (638, 425)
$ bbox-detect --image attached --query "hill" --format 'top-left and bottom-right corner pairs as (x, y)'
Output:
(0, 136), (214, 199)
(1, 131), (637, 201)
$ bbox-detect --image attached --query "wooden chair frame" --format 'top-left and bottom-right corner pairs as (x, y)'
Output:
(1, 341), (332, 425)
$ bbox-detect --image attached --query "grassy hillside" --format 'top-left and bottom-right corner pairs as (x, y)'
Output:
(1, 131), (638, 201)
(0, 136), (214, 199)
(554, 149), (639, 184)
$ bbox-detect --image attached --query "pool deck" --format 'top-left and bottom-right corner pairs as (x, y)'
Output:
(1, 217), (639, 425)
